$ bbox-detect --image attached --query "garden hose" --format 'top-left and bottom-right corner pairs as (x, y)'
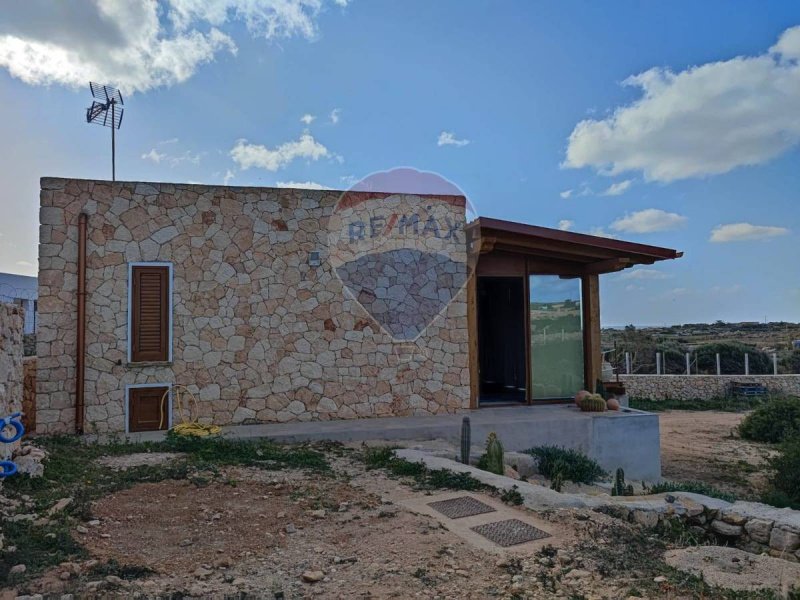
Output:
(0, 412), (24, 444)
(159, 385), (221, 437)
(0, 461), (17, 478)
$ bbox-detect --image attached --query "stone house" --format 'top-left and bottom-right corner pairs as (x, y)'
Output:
(36, 178), (681, 435)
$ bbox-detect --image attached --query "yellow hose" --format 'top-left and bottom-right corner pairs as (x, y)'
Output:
(160, 385), (221, 437)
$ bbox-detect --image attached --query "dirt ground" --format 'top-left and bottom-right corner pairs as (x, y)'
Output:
(3, 448), (731, 600)
(658, 410), (775, 498)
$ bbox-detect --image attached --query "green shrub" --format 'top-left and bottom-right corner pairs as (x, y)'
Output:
(764, 436), (800, 509)
(738, 397), (800, 443)
(647, 480), (736, 503)
(524, 446), (606, 484)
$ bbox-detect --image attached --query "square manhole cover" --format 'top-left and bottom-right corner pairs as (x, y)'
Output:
(427, 496), (496, 519)
(470, 519), (551, 547)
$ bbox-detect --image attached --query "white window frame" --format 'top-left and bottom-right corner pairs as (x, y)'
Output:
(127, 262), (174, 363)
(125, 382), (173, 434)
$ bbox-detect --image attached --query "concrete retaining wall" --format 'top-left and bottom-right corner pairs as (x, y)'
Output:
(619, 374), (800, 400)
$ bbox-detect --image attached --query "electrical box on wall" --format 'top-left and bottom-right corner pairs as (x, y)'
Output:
(309, 250), (321, 266)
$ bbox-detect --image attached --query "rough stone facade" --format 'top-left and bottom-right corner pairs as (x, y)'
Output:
(619, 374), (800, 401)
(0, 303), (24, 455)
(37, 178), (471, 434)
(22, 357), (36, 433)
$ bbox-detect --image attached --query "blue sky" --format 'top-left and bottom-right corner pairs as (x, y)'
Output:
(1, 1), (799, 325)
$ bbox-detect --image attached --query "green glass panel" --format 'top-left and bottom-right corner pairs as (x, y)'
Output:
(529, 276), (584, 399)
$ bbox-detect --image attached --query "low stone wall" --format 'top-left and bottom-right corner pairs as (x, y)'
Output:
(619, 374), (800, 401)
(0, 303), (24, 455)
(397, 449), (800, 562)
(22, 356), (36, 433)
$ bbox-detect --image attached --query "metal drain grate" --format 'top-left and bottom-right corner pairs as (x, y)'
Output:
(427, 496), (496, 519)
(470, 519), (551, 547)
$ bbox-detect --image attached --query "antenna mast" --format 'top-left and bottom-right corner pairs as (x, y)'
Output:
(85, 82), (125, 182)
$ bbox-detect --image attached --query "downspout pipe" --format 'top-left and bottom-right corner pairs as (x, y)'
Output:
(76, 213), (87, 434)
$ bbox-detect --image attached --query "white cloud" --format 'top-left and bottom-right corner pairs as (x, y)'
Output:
(141, 148), (167, 163)
(329, 108), (341, 124)
(557, 219), (574, 231)
(710, 284), (743, 294)
(437, 131), (470, 147)
(230, 133), (331, 171)
(618, 268), (672, 281)
(275, 180), (331, 190)
(560, 189), (573, 199)
(601, 179), (633, 196)
(709, 222), (790, 242)
(223, 169), (235, 185)
(141, 147), (201, 166)
(0, 1), (343, 93)
(300, 113), (316, 125)
(564, 25), (800, 182)
(586, 227), (619, 239)
(610, 208), (687, 234)
(159, 137), (179, 145)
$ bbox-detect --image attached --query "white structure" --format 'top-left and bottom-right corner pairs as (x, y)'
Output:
(0, 272), (37, 334)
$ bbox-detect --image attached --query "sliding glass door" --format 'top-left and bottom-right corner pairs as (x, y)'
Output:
(529, 276), (584, 400)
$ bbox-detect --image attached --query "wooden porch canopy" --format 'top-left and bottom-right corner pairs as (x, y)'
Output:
(464, 217), (682, 407)
(467, 217), (683, 275)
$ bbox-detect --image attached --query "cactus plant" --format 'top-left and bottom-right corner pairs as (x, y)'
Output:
(579, 393), (607, 412)
(460, 416), (471, 465)
(611, 467), (635, 496)
(484, 432), (505, 475)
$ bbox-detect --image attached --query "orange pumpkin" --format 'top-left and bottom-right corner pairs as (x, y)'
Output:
(606, 397), (621, 411)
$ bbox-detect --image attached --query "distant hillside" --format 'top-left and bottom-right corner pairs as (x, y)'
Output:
(602, 321), (800, 353)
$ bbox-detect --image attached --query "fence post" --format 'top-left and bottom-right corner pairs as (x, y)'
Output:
(745, 353), (749, 376)
(625, 352), (631, 375)
(716, 353), (721, 375)
(656, 352), (662, 375)
(772, 353), (778, 375)
(685, 352), (690, 375)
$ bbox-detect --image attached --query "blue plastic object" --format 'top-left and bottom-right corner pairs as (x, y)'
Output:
(0, 412), (24, 444)
(0, 460), (17, 478)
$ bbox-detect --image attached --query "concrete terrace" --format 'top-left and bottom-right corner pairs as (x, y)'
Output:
(118, 404), (661, 481)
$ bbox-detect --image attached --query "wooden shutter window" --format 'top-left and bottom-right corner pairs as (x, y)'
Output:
(131, 265), (169, 362)
(128, 386), (169, 432)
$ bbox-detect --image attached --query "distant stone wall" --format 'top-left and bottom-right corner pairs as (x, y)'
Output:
(619, 374), (800, 400)
(37, 178), (470, 434)
(0, 303), (24, 454)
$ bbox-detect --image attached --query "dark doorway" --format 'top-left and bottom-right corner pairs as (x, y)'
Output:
(477, 277), (526, 404)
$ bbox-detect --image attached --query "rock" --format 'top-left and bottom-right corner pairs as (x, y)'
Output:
(744, 518), (773, 544)
(213, 556), (233, 569)
(88, 519), (101, 527)
(564, 568), (591, 579)
(285, 523), (297, 534)
(301, 570), (325, 583)
(710, 519), (743, 537)
(666, 545), (800, 592)
(503, 465), (520, 480)
(105, 575), (126, 587)
(632, 510), (659, 528)
(653, 575), (667, 583)
(720, 511), (747, 526)
(309, 509), (326, 519)
(768, 527), (800, 553)
(179, 538), (193, 547)
(10, 563), (26, 575)
(48, 497), (73, 515)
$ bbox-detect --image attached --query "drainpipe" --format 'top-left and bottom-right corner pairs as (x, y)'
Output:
(75, 213), (87, 434)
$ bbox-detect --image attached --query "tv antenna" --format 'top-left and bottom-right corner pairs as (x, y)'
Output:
(85, 82), (124, 181)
